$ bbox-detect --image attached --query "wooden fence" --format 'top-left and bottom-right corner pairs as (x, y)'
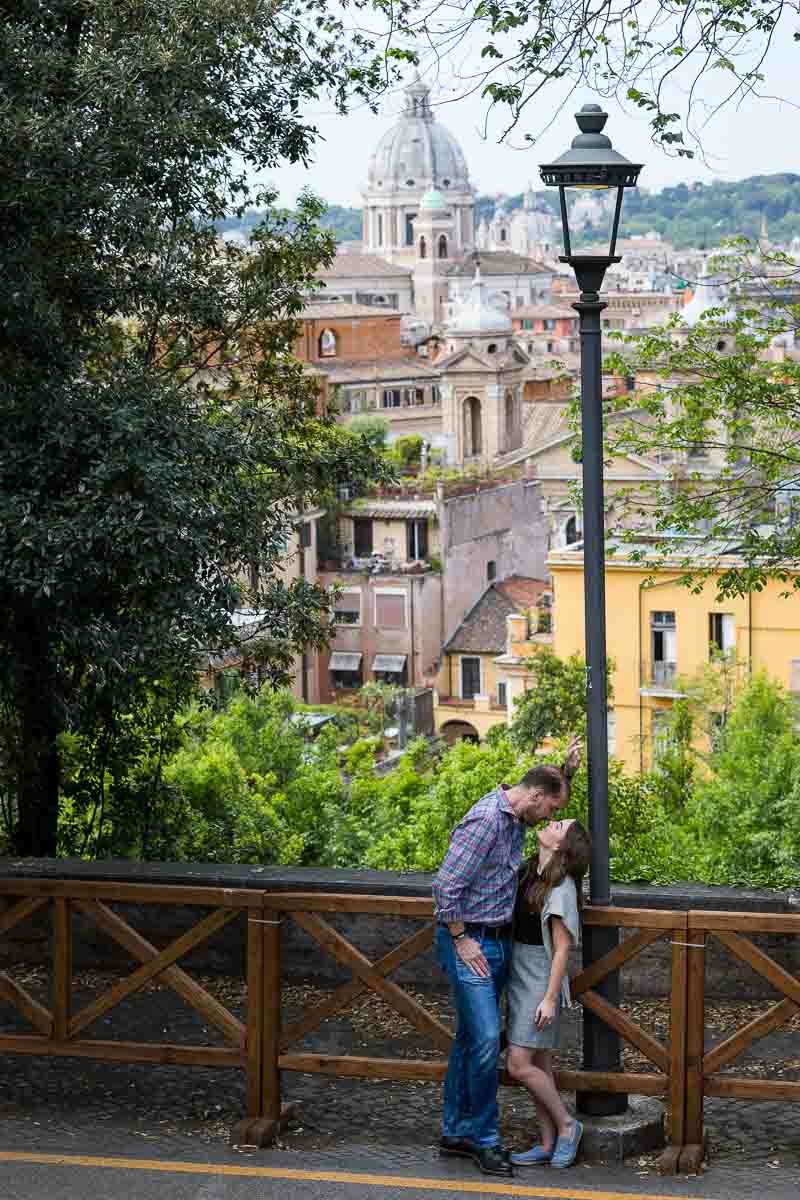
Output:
(1, 879), (799, 1172)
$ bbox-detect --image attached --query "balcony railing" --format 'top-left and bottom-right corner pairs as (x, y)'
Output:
(650, 661), (677, 687)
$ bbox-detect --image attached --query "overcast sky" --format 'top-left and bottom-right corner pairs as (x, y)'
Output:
(263, 26), (799, 207)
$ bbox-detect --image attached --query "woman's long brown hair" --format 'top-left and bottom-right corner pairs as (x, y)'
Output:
(522, 820), (592, 913)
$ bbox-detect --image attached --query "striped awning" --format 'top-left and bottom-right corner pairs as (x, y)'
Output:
(329, 652), (362, 672)
(372, 654), (407, 673)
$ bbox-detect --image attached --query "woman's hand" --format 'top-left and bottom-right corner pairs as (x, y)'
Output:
(535, 995), (558, 1030)
(455, 935), (490, 978)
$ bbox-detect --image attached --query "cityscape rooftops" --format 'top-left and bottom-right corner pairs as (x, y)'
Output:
(317, 253), (413, 279)
(301, 302), (408, 320)
(445, 250), (553, 277)
(444, 577), (550, 654)
(315, 356), (440, 384)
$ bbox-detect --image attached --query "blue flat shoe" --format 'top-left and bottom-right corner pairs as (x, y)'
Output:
(550, 1120), (583, 1169)
(510, 1145), (552, 1166)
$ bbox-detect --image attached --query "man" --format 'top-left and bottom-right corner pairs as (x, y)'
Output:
(432, 742), (581, 1178)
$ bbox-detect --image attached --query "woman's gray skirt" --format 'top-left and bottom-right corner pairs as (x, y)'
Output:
(506, 941), (562, 1050)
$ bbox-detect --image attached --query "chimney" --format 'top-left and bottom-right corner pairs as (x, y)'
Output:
(506, 612), (527, 654)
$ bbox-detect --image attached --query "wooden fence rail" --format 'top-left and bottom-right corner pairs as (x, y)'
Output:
(2, 880), (800, 1172)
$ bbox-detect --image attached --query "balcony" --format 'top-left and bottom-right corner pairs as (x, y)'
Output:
(319, 552), (435, 576)
(651, 661), (677, 686)
(640, 660), (684, 698)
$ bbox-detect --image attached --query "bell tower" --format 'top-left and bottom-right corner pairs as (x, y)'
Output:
(412, 188), (454, 326)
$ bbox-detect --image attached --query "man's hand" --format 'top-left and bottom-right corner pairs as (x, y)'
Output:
(563, 734), (582, 779)
(455, 935), (490, 978)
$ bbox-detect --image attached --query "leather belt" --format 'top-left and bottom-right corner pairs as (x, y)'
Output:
(464, 922), (512, 940)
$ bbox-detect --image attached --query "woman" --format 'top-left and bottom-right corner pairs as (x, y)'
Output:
(505, 818), (591, 1169)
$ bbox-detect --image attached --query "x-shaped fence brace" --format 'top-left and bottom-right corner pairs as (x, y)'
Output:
(0, 893), (245, 1051)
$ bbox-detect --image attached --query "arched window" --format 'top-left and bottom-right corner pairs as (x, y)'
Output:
(318, 328), (337, 358)
(463, 396), (482, 457)
(505, 389), (516, 450)
(500, 227), (507, 242)
(438, 234), (448, 259)
(419, 236), (427, 260)
(565, 515), (578, 545)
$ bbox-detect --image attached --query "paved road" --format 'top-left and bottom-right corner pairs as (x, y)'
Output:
(1, 1138), (797, 1200)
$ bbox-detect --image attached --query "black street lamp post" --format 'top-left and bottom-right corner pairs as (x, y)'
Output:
(540, 105), (642, 1117)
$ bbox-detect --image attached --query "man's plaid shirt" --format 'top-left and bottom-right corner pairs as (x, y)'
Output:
(432, 785), (525, 926)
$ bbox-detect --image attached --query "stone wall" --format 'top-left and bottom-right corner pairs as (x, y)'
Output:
(1, 861), (799, 1000)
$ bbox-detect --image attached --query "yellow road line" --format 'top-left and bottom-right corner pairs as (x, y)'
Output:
(0, 1150), (712, 1200)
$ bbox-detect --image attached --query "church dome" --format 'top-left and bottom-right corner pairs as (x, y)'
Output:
(680, 259), (736, 326)
(367, 77), (469, 191)
(420, 187), (447, 211)
(446, 263), (513, 335)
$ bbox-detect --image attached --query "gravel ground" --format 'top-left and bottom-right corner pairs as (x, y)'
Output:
(1, 965), (799, 1174)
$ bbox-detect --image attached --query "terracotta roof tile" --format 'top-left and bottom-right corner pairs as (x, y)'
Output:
(318, 253), (412, 279)
(445, 576), (548, 654)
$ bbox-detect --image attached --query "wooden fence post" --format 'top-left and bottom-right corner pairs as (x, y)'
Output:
(680, 919), (706, 1174)
(232, 905), (286, 1148)
(245, 906), (264, 1120)
(52, 898), (71, 1041)
(261, 912), (282, 1131)
(658, 920), (688, 1174)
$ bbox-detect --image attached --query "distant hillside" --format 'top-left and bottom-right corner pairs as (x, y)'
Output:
(216, 204), (362, 242)
(217, 174), (800, 251)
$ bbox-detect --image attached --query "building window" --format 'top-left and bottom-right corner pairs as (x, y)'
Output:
(544, 318), (555, 331)
(419, 236), (427, 259)
(500, 228), (507, 242)
(522, 318), (533, 330)
(298, 521), (312, 549)
(463, 396), (482, 456)
(375, 591), (407, 629)
(377, 213), (383, 246)
(607, 709), (616, 755)
(344, 388), (367, 414)
(334, 591), (361, 625)
(565, 516), (579, 545)
(461, 656), (481, 699)
(403, 386), (425, 406)
(331, 666), (362, 689)
(382, 388), (402, 408)
(487, 343), (497, 354)
(406, 519), (429, 560)
(497, 681), (507, 708)
(709, 613), (735, 656)
(405, 213), (416, 246)
(487, 560), (496, 582)
(651, 710), (670, 763)
(546, 341), (554, 353)
(318, 328), (338, 357)
(373, 654), (408, 686)
(353, 517), (373, 558)
(651, 611), (677, 685)
(438, 234), (448, 259)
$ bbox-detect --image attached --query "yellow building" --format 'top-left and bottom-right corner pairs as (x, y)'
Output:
(433, 577), (551, 742)
(549, 539), (800, 773)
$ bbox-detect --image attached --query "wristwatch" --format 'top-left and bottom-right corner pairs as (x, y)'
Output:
(452, 930), (467, 941)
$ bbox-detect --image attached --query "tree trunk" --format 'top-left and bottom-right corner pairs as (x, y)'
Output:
(12, 610), (61, 857)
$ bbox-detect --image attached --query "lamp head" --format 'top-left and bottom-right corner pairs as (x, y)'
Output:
(538, 104), (644, 274)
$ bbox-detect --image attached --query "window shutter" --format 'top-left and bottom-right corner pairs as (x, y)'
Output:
(375, 594), (406, 628)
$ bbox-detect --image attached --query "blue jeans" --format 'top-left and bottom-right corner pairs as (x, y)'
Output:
(435, 924), (511, 1148)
